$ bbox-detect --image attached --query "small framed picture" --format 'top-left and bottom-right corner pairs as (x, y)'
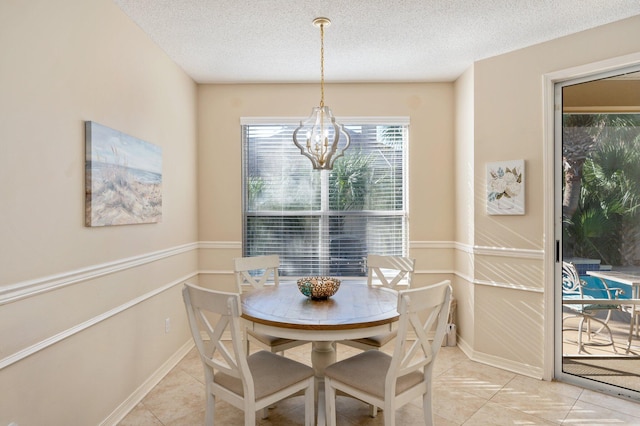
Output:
(487, 160), (525, 215)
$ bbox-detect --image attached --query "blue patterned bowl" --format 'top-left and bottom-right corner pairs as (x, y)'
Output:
(297, 276), (341, 300)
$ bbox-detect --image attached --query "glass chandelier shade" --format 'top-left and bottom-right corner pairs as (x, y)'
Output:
(293, 17), (351, 170)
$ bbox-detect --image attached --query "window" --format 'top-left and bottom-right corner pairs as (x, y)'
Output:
(241, 117), (409, 277)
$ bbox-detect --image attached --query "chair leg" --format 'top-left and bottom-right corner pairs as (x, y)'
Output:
(588, 316), (618, 353)
(369, 404), (378, 417)
(604, 322), (618, 354)
(562, 315), (580, 348)
(579, 315), (618, 354)
(305, 380), (315, 426)
(628, 313), (635, 354)
(577, 317), (586, 354)
(325, 378), (337, 426)
(600, 308), (613, 334)
(205, 392), (214, 426)
(383, 405), (395, 426)
(423, 388), (434, 426)
(244, 408), (256, 426)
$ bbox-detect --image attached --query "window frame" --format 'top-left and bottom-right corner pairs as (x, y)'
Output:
(241, 116), (410, 277)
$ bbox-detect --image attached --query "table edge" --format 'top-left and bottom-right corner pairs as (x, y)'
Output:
(240, 312), (399, 330)
(587, 270), (640, 285)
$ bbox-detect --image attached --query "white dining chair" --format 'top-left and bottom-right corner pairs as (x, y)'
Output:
(341, 254), (415, 352)
(234, 255), (308, 355)
(325, 280), (452, 426)
(182, 282), (315, 426)
(339, 254), (416, 416)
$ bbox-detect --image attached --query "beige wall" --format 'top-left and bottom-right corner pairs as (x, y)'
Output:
(461, 15), (640, 374)
(197, 83), (456, 279)
(0, 1), (198, 424)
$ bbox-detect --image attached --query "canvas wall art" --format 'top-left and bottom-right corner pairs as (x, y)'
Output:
(486, 159), (525, 215)
(85, 121), (162, 226)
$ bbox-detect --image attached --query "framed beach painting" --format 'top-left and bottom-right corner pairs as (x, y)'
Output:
(85, 121), (162, 226)
(486, 159), (525, 215)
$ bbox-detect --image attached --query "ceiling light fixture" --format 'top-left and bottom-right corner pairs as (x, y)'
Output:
(293, 17), (350, 170)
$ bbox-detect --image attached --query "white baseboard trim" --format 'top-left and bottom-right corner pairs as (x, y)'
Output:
(456, 335), (473, 359)
(100, 339), (195, 426)
(457, 336), (543, 379)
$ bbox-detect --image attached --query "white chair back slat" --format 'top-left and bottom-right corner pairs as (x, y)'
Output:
(183, 284), (248, 382)
(367, 254), (416, 289)
(562, 261), (584, 296)
(234, 255), (280, 291)
(387, 281), (452, 386)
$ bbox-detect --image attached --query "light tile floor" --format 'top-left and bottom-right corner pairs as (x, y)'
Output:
(119, 343), (640, 425)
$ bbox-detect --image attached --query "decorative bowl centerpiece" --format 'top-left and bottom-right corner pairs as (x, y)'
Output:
(297, 276), (341, 300)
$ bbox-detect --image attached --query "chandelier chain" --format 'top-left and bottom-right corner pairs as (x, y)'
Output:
(292, 16), (350, 170)
(320, 21), (325, 108)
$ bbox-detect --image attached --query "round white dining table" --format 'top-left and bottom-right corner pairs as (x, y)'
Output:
(240, 280), (399, 425)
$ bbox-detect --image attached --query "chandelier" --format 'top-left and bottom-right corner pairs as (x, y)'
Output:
(293, 17), (350, 170)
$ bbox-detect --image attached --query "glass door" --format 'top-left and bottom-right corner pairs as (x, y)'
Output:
(558, 68), (640, 398)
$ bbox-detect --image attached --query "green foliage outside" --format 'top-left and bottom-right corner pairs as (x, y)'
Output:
(329, 150), (373, 211)
(563, 114), (640, 266)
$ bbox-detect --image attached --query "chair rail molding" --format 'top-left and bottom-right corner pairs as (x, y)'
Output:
(0, 272), (197, 371)
(410, 240), (456, 249)
(445, 241), (545, 292)
(411, 240), (543, 260)
(473, 245), (543, 259)
(0, 242), (198, 305)
(198, 240), (241, 249)
(202, 240), (542, 259)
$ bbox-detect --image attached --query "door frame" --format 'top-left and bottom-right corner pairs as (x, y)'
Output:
(543, 52), (640, 396)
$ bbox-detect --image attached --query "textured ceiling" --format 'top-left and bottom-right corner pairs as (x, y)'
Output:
(113, 0), (640, 84)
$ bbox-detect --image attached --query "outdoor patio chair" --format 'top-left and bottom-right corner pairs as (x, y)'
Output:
(562, 261), (623, 354)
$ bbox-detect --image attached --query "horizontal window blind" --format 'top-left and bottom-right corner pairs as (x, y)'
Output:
(242, 119), (408, 277)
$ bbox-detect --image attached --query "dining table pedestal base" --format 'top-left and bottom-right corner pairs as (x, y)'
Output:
(311, 341), (337, 376)
(312, 341), (337, 426)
